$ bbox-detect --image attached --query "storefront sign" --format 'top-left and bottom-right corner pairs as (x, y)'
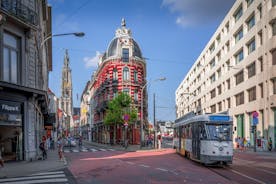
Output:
(0, 100), (21, 114)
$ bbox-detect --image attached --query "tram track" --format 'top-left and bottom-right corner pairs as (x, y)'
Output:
(206, 165), (238, 183)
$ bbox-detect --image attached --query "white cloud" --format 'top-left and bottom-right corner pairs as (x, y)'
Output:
(83, 51), (101, 68)
(162, 0), (235, 28)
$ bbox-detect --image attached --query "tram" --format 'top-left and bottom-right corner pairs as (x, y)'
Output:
(173, 112), (233, 165)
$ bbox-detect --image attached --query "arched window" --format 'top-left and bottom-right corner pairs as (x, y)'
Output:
(123, 67), (129, 81)
(113, 68), (118, 81)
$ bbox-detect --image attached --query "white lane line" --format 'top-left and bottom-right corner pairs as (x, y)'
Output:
(257, 168), (276, 175)
(81, 149), (88, 152)
(0, 174), (66, 182)
(72, 149), (79, 152)
(156, 168), (168, 172)
(31, 171), (64, 176)
(99, 149), (106, 151)
(0, 178), (68, 184)
(230, 169), (266, 184)
(139, 164), (150, 168)
(126, 161), (135, 165)
(108, 149), (115, 151)
(64, 150), (70, 153)
(90, 148), (98, 152)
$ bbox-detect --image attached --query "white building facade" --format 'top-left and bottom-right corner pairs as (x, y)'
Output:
(176, 0), (276, 149)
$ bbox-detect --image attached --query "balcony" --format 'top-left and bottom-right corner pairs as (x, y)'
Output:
(0, 0), (38, 26)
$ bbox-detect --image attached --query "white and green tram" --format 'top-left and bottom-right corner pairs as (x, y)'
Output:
(173, 112), (233, 165)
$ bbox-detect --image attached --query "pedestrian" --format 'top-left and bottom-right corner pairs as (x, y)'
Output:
(57, 137), (64, 161)
(268, 137), (273, 151)
(79, 136), (82, 147)
(243, 138), (247, 151)
(39, 141), (47, 160)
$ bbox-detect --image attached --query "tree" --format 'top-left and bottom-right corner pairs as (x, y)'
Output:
(104, 92), (138, 144)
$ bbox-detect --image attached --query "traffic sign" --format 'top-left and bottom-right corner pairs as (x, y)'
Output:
(252, 117), (258, 126)
(252, 111), (258, 118)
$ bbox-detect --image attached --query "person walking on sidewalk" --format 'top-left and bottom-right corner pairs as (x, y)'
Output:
(268, 137), (273, 151)
(57, 137), (64, 161)
(39, 141), (47, 160)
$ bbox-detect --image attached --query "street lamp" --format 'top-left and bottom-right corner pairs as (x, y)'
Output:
(140, 77), (166, 148)
(40, 32), (85, 47)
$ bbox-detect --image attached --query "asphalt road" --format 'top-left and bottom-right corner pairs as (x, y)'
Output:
(64, 143), (276, 184)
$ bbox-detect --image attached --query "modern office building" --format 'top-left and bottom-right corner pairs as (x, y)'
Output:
(176, 0), (276, 149)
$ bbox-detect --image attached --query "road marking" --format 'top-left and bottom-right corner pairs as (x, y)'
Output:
(0, 174), (66, 182)
(156, 168), (168, 172)
(64, 150), (70, 153)
(108, 149), (115, 151)
(257, 168), (276, 175)
(230, 169), (266, 184)
(0, 178), (68, 184)
(72, 149), (79, 152)
(126, 161), (135, 165)
(139, 164), (150, 168)
(90, 148), (98, 152)
(81, 149), (88, 152)
(99, 148), (106, 151)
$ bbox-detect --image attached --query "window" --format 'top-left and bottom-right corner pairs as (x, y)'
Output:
(227, 79), (231, 90)
(123, 67), (129, 81)
(211, 105), (216, 113)
(113, 89), (118, 98)
(235, 70), (244, 85)
(227, 98), (231, 108)
(273, 0), (276, 7)
(217, 51), (221, 61)
(272, 22), (276, 36)
(258, 31), (263, 45)
(234, 5), (243, 22)
(259, 57), (263, 71)
(226, 41), (230, 52)
(218, 102), (222, 111)
(235, 49), (244, 64)
(123, 88), (129, 95)
(217, 85), (222, 95)
(247, 15), (255, 31)
(235, 28), (243, 43)
(216, 35), (221, 45)
(113, 68), (118, 80)
(217, 68), (221, 78)
(122, 48), (129, 62)
(273, 78), (276, 94)
(209, 43), (215, 54)
(210, 89), (216, 99)
(134, 70), (138, 83)
(226, 60), (230, 71)
(258, 4), (262, 18)
(259, 83), (263, 98)
(3, 32), (20, 84)
(247, 62), (256, 78)
(210, 73), (216, 83)
(225, 22), (229, 33)
(248, 86), (256, 102)
(272, 50), (276, 65)
(134, 89), (138, 102)
(235, 92), (244, 106)
(246, 0), (254, 7)
(210, 58), (215, 69)
(247, 39), (255, 54)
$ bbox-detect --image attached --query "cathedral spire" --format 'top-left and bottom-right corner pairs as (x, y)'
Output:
(121, 18), (126, 27)
(64, 49), (69, 67)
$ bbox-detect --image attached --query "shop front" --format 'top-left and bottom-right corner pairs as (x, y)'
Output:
(0, 100), (23, 161)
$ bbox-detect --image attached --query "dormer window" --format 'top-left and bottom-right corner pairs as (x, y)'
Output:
(122, 48), (129, 62)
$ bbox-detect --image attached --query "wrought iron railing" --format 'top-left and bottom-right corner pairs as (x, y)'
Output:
(0, 0), (38, 25)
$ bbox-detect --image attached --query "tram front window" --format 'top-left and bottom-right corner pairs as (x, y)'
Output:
(206, 124), (232, 141)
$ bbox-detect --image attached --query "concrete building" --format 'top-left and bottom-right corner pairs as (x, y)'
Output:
(89, 19), (147, 145)
(0, 0), (52, 161)
(176, 0), (276, 149)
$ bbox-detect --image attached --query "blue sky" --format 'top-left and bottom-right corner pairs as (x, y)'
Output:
(48, 0), (235, 122)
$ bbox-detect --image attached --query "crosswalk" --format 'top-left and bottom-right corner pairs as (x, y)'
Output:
(63, 147), (115, 153)
(0, 171), (68, 184)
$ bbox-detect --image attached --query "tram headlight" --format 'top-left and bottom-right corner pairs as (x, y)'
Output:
(219, 147), (223, 151)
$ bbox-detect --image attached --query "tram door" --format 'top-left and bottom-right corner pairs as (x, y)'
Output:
(192, 123), (200, 160)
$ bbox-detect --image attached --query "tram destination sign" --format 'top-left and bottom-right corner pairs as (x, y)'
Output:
(209, 115), (230, 122)
(0, 100), (21, 114)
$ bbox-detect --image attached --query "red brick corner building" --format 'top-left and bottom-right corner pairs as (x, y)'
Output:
(91, 19), (147, 145)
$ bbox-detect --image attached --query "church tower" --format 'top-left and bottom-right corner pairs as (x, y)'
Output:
(60, 49), (73, 133)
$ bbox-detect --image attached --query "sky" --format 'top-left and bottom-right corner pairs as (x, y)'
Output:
(48, 0), (236, 123)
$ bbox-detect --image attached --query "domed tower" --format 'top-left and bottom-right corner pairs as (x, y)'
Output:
(92, 19), (146, 145)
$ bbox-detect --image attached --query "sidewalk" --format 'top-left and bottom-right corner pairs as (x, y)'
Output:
(0, 149), (67, 179)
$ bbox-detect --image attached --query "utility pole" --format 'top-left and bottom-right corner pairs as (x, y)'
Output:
(153, 93), (156, 149)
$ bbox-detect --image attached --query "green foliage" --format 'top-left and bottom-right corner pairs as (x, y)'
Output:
(104, 92), (138, 126)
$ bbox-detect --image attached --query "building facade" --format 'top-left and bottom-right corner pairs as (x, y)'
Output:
(176, 0), (276, 149)
(89, 19), (147, 145)
(0, 0), (52, 161)
(59, 49), (73, 136)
